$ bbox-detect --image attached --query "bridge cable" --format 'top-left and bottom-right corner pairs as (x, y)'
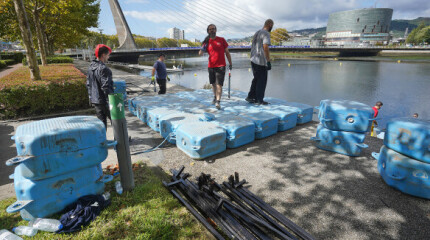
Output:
(195, 0), (290, 41)
(173, 0), (259, 40)
(144, 0), (209, 47)
(180, 0), (287, 41)
(155, 0), (216, 39)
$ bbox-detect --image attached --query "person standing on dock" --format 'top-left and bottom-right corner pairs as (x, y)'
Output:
(246, 19), (274, 105)
(371, 101), (383, 136)
(199, 24), (232, 110)
(86, 44), (113, 130)
(151, 53), (170, 95)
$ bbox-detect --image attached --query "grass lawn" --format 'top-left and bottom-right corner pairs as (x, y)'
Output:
(0, 64), (90, 119)
(0, 64), (85, 89)
(0, 163), (211, 240)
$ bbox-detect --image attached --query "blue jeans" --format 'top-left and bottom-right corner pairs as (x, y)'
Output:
(247, 62), (268, 103)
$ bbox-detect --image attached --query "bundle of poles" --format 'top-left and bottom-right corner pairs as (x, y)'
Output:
(163, 166), (315, 240)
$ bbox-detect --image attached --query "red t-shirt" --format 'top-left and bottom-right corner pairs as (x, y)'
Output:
(207, 37), (228, 68)
(372, 106), (379, 118)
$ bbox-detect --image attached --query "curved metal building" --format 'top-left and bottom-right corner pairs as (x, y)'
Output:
(326, 8), (393, 46)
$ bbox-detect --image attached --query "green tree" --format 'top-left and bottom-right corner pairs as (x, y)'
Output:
(1, 0), (99, 54)
(271, 28), (290, 45)
(178, 39), (200, 47)
(406, 22), (427, 44)
(0, 0), (20, 41)
(156, 37), (178, 48)
(27, 0), (49, 65)
(42, 0), (100, 53)
(415, 26), (430, 44)
(135, 37), (156, 48)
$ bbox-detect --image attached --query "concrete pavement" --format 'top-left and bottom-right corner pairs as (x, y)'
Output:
(1, 60), (429, 239)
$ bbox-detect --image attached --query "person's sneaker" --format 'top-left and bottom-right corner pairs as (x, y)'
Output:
(245, 97), (256, 103)
(215, 101), (221, 110)
(255, 101), (269, 105)
(211, 97), (217, 105)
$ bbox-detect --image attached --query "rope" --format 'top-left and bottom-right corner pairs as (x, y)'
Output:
(130, 132), (174, 155)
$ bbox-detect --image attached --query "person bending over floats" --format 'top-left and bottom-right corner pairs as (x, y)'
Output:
(199, 24), (232, 110)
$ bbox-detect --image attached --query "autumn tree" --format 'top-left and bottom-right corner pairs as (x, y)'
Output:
(42, 0), (100, 54)
(135, 37), (156, 48)
(12, 0), (41, 80)
(156, 37), (179, 48)
(27, 0), (49, 65)
(271, 28), (290, 45)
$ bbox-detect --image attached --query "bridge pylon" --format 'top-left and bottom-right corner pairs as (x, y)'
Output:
(108, 0), (137, 50)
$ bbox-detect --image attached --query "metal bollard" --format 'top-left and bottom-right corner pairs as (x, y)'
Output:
(109, 93), (134, 191)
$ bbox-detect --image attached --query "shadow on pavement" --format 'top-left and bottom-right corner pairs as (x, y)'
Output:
(0, 123), (15, 186)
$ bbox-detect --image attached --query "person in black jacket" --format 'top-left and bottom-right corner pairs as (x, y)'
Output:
(86, 44), (113, 129)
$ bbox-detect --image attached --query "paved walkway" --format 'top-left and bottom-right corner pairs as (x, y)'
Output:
(1, 60), (429, 239)
(0, 63), (22, 78)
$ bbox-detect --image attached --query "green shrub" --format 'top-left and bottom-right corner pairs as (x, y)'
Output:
(4, 59), (15, 65)
(22, 56), (74, 65)
(0, 52), (24, 63)
(0, 59), (17, 69)
(0, 82), (88, 119)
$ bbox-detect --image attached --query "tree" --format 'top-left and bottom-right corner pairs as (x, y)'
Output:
(1, 0), (100, 54)
(271, 28), (290, 45)
(42, 0), (100, 53)
(156, 38), (179, 48)
(415, 26), (430, 44)
(178, 39), (200, 47)
(0, 0), (20, 41)
(406, 22), (427, 44)
(27, 0), (48, 65)
(135, 37), (156, 48)
(12, 0), (41, 80)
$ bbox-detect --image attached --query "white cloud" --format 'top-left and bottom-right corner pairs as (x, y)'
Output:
(122, 0), (430, 39)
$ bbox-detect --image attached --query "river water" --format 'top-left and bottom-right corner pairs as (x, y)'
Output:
(139, 53), (430, 128)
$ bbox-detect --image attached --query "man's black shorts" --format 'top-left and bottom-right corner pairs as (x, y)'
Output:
(208, 66), (226, 86)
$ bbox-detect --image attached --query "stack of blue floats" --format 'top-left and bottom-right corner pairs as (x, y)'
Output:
(128, 89), (313, 159)
(5, 116), (115, 220)
(372, 118), (430, 199)
(311, 100), (374, 156)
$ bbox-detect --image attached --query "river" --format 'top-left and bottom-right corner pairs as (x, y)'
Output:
(138, 53), (430, 128)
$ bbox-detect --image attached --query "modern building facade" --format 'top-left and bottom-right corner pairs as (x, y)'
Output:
(325, 8), (393, 46)
(168, 27), (185, 40)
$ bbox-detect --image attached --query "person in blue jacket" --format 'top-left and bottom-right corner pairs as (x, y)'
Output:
(86, 44), (113, 129)
(151, 53), (170, 94)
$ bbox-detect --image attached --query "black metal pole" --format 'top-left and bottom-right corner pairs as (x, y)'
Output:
(109, 93), (134, 191)
(237, 187), (315, 240)
(163, 181), (225, 240)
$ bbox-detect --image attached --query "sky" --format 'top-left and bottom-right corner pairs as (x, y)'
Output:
(96, 0), (430, 40)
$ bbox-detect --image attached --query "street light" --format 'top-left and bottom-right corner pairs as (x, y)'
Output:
(99, 29), (104, 44)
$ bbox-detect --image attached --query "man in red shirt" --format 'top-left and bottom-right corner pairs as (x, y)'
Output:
(199, 24), (232, 109)
(371, 101), (383, 136)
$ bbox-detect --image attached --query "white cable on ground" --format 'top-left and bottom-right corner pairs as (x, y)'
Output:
(130, 132), (174, 155)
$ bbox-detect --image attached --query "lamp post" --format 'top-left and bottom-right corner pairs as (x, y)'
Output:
(99, 29), (104, 44)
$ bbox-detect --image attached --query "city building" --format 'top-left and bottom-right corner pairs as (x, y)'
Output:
(168, 27), (185, 40)
(325, 8), (393, 46)
(189, 38), (200, 43)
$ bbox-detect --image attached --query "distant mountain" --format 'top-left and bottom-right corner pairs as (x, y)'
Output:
(289, 17), (430, 38)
